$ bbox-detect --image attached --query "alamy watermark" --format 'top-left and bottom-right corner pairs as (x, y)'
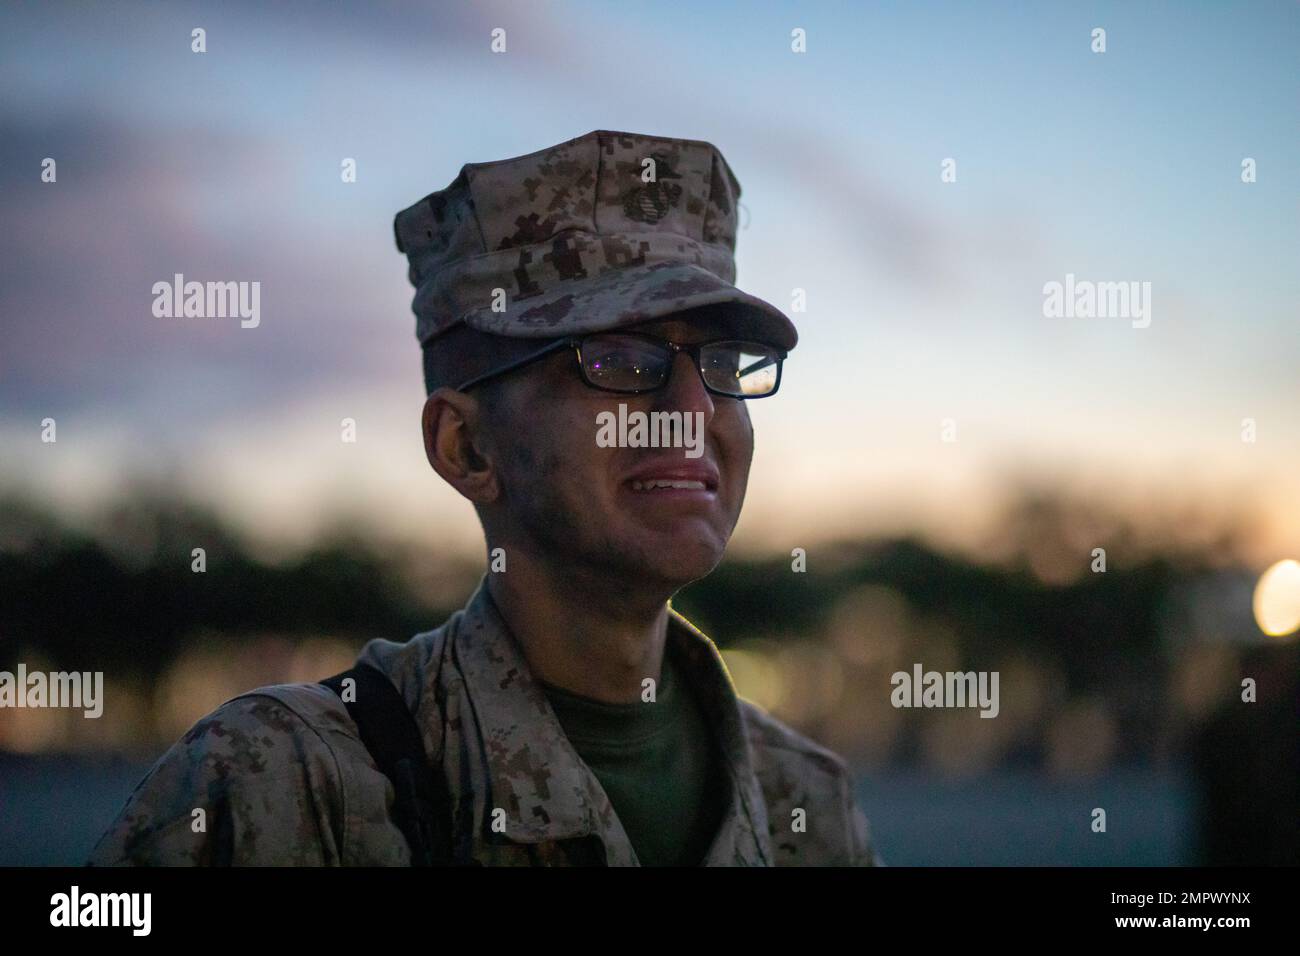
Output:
(891, 664), (999, 718)
(596, 403), (704, 459)
(152, 273), (260, 328)
(50, 886), (150, 936)
(1043, 273), (1151, 328)
(0, 664), (103, 718)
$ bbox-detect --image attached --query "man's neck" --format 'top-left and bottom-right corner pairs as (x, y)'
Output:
(485, 555), (672, 705)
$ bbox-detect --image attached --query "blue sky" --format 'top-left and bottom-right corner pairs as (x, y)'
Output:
(2, 0), (1296, 561)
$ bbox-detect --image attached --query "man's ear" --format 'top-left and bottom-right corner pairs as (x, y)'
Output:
(421, 388), (500, 504)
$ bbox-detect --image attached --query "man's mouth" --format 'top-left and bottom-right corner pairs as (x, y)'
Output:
(629, 478), (709, 492)
(620, 464), (719, 497)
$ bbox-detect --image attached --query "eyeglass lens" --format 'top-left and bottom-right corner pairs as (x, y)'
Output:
(580, 334), (780, 396)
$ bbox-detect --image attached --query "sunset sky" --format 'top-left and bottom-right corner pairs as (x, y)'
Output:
(3, 0), (1297, 566)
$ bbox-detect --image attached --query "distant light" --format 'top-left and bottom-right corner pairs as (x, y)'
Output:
(721, 645), (787, 713)
(1253, 559), (1300, 637)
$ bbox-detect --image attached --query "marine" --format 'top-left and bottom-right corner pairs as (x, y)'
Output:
(89, 129), (881, 867)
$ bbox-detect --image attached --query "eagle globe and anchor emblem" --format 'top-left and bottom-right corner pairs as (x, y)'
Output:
(622, 151), (685, 224)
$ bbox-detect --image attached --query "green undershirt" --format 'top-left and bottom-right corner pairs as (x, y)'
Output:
(538, 648), (731, 866)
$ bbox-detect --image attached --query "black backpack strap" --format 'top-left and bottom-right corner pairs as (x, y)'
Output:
(320, 662), (458, 866)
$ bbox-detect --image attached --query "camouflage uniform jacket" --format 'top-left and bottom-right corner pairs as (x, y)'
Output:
(89, 577), (880, 866)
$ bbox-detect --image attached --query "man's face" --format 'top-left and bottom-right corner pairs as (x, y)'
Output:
(478, 314), (756, 592)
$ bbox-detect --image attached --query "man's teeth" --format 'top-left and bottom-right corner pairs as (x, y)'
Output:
(630, 479), (707, 491)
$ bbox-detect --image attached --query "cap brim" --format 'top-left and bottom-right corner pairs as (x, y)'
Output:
(459, 261), (797, 352)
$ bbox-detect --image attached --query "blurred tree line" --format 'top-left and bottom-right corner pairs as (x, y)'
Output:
(1, 487), (1294, 862)
(0, 493), (465, 681)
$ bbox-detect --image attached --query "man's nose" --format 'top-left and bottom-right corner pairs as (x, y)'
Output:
(653, 348), (715, 417)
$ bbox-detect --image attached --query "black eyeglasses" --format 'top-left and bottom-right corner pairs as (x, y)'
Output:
(458, 331), (787, 399)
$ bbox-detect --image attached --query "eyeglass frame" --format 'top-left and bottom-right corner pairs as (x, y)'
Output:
(455, 330), (787, 399)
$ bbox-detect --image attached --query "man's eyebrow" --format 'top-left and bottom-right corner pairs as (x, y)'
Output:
(641, 324), (726, 340)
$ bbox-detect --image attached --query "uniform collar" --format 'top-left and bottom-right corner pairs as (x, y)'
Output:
(451, 575), (772, 865)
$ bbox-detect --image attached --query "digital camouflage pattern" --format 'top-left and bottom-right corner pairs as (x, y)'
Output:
(89, 577), (879, 866)
(393, 129), (798, 352)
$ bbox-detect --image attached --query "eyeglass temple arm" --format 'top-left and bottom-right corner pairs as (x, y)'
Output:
(455, 337), (577, 392)
(736, 351), (784, 377)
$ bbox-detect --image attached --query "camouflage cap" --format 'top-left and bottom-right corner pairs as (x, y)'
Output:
(393, 129), (798, 362)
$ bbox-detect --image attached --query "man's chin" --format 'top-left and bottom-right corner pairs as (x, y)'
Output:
(623, 530), (729, 587)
